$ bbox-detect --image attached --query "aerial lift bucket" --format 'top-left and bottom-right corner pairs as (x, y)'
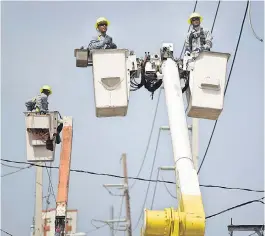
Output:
(91, 49), (130, 117)
(186, 51), (231, 120)
(74, 48), (135, 118)
(24, 111), (59, 162)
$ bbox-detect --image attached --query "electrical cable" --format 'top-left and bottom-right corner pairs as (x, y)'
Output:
(150, 169), (160, 210)
(114, 196), (125, 236)
(179, 0), (198, 58)
(1, 165), (32, 177)
(1, 163), (26, 169)
(2, 158), (264, 193)
(197, 0), (250, 174)
(86, 222), (108, 234)
(44, 162), (56, 203)
(161, 175), (177, 199)
(0, 229), (13, 236)
(206, 197), (264, 219)
(42, 162), (56, 230)
(132, 129), (161, 232)
(211, 0), (221, 34)
(129, 87), (162, 189)
(248, 0), (263, 42)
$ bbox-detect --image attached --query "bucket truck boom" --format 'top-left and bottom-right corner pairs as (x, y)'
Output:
(55, 117), (73, 236)
(141, 44), (205, 236)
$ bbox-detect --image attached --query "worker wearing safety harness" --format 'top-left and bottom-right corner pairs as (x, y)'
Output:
(88, 17), (117, 50)
(25, 85), (63, 145)
(184, 12), (213, 55)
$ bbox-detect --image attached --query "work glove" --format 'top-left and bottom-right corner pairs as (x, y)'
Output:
(184, 50), (191, 57)
(104, 37), (112, 45)
(110, 43), (117, 49)
(194, 48), (201, 53)
(201, 45), (210, 51)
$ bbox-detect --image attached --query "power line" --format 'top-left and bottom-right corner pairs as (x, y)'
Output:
(150, 169), (160, 210)
(132, 127), (161, 231)
(1, 165), (32, 177)
(197, 0), (250, 174)
(248, 0), (263, 42)
(114, 196), (124, 236)
(0, 229), (13, 235)
(206, 197), (264, 219)
(211, 0), (221, 34)
(179, 0), (198, 58)
(1, 158), (264, 193)
(130, 88), (162, 189)
(1, 163), (26, 169)
(161, 175), (177, 199)
(44, 163), (56, 203)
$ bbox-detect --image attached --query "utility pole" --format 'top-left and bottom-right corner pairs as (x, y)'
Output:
(110, 206), (114, 236)
(34, 163), (43, 236)
(122, 153), (132, 236)
(102, 153), (132, 236)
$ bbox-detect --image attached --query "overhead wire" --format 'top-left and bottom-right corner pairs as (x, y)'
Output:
(114, 196), (125, 235)
(1, 162), (26, 169)
(248, 0), (263, 42)
(150, 169), (160, 209)
(0, 229), (13, 236)
(197, 0), (250, 174)
(132, 128), (161, 232)
(42, 162), (56, 229)
(2, 158), (264, 193)
(210, 0), (221, 34)
(206, 197), (264, 219)
(1, 164), (32, 177)
(44, 162), (56, 203)
(129, 88), (162, 189)
(161, 175), (177, 199)
(179, 0), (198, 58)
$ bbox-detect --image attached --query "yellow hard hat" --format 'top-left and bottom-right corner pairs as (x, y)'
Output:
(188, 12), (203, 24)
(95, 17), (110, 29)
(40, 85), (52, 95)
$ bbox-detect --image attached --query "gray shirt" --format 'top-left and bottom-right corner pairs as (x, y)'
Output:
(88, 34), (113, 50)
(184, 25), (213, 52)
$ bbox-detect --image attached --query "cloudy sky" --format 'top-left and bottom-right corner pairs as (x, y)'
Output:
(1, 1), (264, 236)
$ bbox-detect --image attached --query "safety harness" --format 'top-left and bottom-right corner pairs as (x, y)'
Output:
(188, 27), (206, 51)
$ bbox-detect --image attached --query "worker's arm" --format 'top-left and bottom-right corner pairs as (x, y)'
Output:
(203, 29), (213, 50)
(88, 36), (111, 50)
(25, 97), (36, 111)
(35, 94), (49, 113)
(184, 32), (191, 54)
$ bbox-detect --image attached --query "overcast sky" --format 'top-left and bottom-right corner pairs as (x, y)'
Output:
(1, 1), (264, 236)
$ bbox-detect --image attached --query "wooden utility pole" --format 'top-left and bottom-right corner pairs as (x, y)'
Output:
(122, 153), (132, 236)
(110, 205), (114, 236)
(34, 163), (43, 236)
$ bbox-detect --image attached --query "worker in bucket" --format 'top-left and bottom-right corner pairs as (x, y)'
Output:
(184, 12), (213, 56)
(88, 17), (117, 50)
(25, 85), (63, 145)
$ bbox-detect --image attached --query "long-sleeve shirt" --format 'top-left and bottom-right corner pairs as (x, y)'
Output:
(88, 34), (114, 50)
(184, 25), (213, 52)
(25, 93), (49, 112)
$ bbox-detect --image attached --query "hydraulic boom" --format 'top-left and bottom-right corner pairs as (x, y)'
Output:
(55, 117), (73, 236)
(141, 45), (205, 236)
